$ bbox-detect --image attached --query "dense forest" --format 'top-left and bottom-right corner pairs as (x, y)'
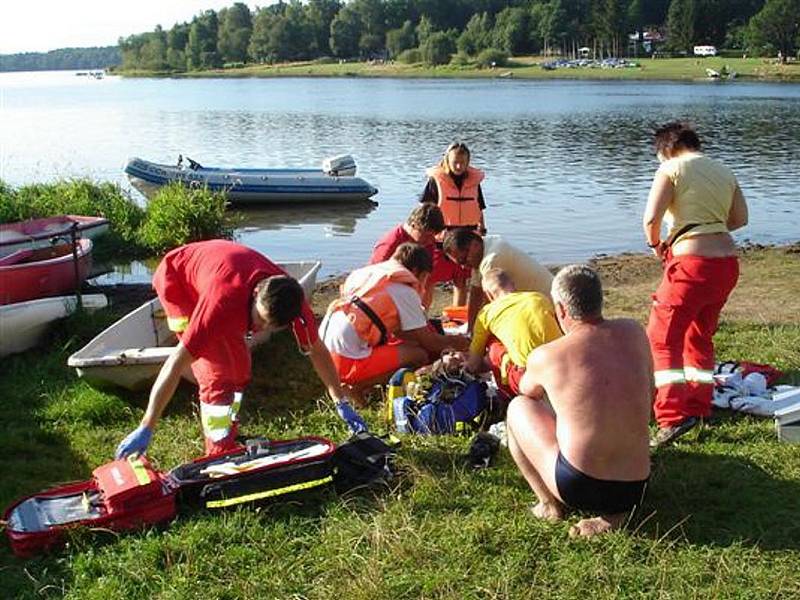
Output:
(116, 0), (799, 71)
(0, 46), (121, 72)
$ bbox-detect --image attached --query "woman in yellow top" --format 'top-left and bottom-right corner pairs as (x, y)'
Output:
(420, 141), (487, 306)
(643, 122), (749, 447)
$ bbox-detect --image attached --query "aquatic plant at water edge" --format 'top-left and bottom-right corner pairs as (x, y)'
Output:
(137, 183), (233, 253)
(1, 179), (146, 256)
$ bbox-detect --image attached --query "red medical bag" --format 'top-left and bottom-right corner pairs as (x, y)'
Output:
(4, 455), (176, 558)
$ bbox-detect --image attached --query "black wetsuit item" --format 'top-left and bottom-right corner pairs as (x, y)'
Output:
(555, 453), (648, 515)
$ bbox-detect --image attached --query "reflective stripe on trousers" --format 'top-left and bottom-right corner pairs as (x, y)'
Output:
(200, 392), (243, 443)
(654, 367), (714, 387)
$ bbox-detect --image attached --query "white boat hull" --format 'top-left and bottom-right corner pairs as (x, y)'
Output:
(68, 261), (321, 390)
(0, 294), (108, 357)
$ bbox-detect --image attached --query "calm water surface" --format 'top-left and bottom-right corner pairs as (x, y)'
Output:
(1, 71), (798, 281)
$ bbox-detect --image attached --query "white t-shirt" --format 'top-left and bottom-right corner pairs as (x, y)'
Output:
(470, 236), (553, 298)
(320, 283), (427, 359)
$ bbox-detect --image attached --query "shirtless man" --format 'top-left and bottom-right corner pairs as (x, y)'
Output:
(507, 264), (652, 537)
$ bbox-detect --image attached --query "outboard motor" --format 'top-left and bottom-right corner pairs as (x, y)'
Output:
(322, 154), (357, 177)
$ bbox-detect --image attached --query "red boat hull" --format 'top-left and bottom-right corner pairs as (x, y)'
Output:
(0, 239), (92, 305)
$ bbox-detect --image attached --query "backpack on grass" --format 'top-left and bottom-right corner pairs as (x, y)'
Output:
(386, 367), (490, 435)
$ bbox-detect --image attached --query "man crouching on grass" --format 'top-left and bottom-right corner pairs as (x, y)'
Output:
(507, 265), (652, 537)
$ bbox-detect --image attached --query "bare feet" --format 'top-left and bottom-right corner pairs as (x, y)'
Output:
(529, 501), (564, 522)
(568, 513), (627, 538)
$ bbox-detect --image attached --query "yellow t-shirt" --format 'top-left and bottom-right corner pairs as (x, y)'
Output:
(657, 152), (736, 244)
(470, 236), (553, 297)
(469, 292), (562, 367)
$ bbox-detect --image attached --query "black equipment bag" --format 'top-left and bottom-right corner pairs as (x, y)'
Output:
(332, 432), (400, 493)
(169, 436), (336, 509)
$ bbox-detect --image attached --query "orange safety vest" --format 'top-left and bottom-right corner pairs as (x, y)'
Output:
(426, 165), (485, 228)
(328, 260), (421, 347)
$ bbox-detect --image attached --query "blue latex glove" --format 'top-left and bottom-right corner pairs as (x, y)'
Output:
(115, 425), (153, 459)
(336, 400), (368, 434)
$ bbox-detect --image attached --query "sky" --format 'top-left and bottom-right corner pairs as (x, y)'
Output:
(0, 1), (260, 54)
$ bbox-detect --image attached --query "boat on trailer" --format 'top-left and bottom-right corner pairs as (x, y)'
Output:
(125, 155), (378, 204)
(67, 261), (321, 390)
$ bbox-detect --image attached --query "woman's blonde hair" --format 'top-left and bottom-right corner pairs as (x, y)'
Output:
(439, 141), (471, 174)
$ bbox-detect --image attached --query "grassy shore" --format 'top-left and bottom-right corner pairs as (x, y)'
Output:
(1, 245), (799, 598)
(119, 56), (800, 82)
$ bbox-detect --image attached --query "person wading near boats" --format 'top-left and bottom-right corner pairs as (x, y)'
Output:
(420, 141), (487, 308)
(321, 242), (470, 405)
(644, 122), (749, 447)
(466, 269), (562, 399)
(369, 204), (445, 307)
(442, 229), (553, 332)
(507, 265), (652, 538)
(116, 240), (366, 459)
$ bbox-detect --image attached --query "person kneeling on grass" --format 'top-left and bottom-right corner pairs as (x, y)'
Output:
(507, 264), (652, 537)
(465, 268), (562, 399)
(320, 242), (470, 405)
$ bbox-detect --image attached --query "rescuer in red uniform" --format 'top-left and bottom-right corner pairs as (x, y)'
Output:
(116, 240), (366, 458)
(644, 123), (749, 447)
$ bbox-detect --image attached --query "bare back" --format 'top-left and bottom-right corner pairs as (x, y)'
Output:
(524, 318), (652, 481)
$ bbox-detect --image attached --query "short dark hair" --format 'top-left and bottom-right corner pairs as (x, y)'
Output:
(407, 204), (445, 233)
(551, 265), (603, 320)
(654, 122), (701, 156)
(392, 242), (433, 275)
(442, 228), (482, 256)
(255, 275), (304, 327)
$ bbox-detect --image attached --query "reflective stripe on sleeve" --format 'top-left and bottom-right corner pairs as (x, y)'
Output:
(654, 369), (686, 387)
(167, 316), (189, 332)
(684, 367), (715, 384)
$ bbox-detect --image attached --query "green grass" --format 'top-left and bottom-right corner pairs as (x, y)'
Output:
(1, 248), (799, 598)
(0, 179), (235, 261)
(119, 56), (800, 82)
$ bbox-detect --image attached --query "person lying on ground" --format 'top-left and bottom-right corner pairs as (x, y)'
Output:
(442, 229), (553, 332)
(466, 269), (562, 399)
(320, 242), (470, 405)
(369, 203), (445, 307)
(507, 264), (652, 538)
(116, 240), (366, 459)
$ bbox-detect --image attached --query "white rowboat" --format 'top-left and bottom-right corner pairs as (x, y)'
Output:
(0, 294), (108, 357)
(67, 261), (321, 390)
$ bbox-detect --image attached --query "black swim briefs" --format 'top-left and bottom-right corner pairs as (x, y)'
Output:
(555, 452), (648, 515)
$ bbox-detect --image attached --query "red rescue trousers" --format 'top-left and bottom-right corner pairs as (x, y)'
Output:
(487, 340), (526, 398)
(647, 254), (739, 428)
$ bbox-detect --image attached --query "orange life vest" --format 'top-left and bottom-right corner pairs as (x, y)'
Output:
(426, 165), (485, 228)
(327, 260), (421, 347)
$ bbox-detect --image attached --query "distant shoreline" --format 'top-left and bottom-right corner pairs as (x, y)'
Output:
(112, 56), (800, 83)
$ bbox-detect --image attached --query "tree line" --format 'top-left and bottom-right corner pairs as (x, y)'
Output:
(0, 47), (121, 72)
(112, 0), (799, 71)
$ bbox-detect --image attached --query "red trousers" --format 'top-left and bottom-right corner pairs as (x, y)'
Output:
(647, 254), (739, 427)
(487, 340), (526, 398)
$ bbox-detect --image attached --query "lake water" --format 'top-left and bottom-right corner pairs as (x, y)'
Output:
(1, 70), (798, 281)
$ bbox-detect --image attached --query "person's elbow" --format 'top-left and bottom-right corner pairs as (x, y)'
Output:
(727, 212), (748, 232)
